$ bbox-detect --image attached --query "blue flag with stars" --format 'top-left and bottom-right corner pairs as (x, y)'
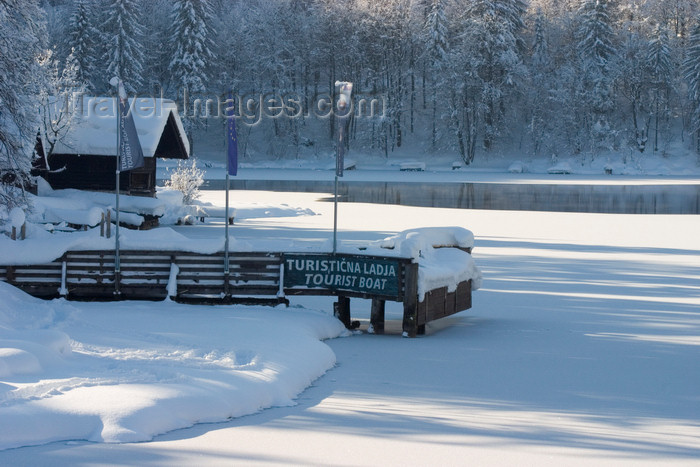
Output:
(226, 92), (238, 176)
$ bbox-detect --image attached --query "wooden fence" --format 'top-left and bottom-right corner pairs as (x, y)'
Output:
(0, 249), (473, 337)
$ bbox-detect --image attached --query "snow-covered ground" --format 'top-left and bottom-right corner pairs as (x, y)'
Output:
(1, 189), (699, 465)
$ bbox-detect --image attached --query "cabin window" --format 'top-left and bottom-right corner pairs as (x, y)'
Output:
(131, 172), (150, 190)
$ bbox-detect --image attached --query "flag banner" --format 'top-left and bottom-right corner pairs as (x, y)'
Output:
(336, 124), (345, 177)
(118, 96), (145, 171)
(227, 93), (238, 176)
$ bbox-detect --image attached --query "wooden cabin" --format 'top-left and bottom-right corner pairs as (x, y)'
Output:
(33, 97), (190, 197)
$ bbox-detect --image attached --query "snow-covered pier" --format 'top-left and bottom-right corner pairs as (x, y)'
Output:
(0, 228), (481, 337)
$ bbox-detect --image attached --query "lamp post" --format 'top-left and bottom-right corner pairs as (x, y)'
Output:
(333, 81), (352, 254)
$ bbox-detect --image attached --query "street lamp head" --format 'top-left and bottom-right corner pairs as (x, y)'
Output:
(336, 81), (353, 112)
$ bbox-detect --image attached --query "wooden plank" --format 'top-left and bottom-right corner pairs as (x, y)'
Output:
(174, 259), (225, 266)
(455, 280), (472, 311)
(444, 288), (457, 318)
(428, 287), (447, 322)
(402, 262), (419, 337)
(230, 274), (279, 282)
(7, 272), (62, 279)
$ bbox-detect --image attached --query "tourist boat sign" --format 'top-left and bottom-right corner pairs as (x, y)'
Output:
(283, 253), (402, 298)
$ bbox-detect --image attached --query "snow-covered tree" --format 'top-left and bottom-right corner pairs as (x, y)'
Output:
(527, 9), (553, 154)
(35, 49), (87, 173)
(684, 16), (700, 153)
(577, 0), (618, 151)
(140, 0), (172, 94)
(455, 0), (527, 158)
(578, 0), (617, 66)
(618, 31), (651, 152)
(424, 0), (449, 148)
(0, 0), (47, 213)
(102, 0), (145, 93)
(165, 158), (204, 205)
(168, 0), (215, 95)
(647, 24), (673, 152)
(66, 0), (98, 92)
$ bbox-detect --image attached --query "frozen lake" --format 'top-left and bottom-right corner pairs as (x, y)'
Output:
(197, 179), (700, 214)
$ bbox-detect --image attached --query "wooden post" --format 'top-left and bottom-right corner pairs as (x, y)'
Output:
(106, 210), (111, 238)
(11, 226), (16, 240)
(59, 260), (67, 297)
(114, 269), (121, 296)
(334, 295), (351, 329)
(224, 269), (231, 297)
(20, 223), (26, 240)
(370, 298), (385, 334)
(100, 213), (105, 237)
(402, 262), (419, 337)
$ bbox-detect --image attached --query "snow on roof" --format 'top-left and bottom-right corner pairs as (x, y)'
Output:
(46, 96), (190, 158)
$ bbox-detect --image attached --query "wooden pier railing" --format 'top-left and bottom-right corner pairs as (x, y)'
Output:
(0, 249), (473, 337)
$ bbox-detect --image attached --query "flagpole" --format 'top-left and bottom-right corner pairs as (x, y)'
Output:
(114, 85), (122, 295)
(333, 135), (340, 255)
(224, 149), (230, 278)
(224, 91), (235, 295)
(111, 76), (145, 296)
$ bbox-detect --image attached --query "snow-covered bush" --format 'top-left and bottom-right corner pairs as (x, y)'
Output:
(164, 158), (204, 205)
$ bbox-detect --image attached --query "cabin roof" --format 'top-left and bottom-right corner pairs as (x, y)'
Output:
(43, 97), (190, 159)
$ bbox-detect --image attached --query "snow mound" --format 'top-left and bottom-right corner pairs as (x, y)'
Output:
(0, 282), (346, 450)
(0, 283), (72, 378)
(44, 206), (104, 227)
(547, 161), (573, 174)
(8, 208), (25, 229)
(380, 226), (475, 258)
(417, 247), (482, 300)
(378, 227), (482, 300)
(508, 161), (526, 173)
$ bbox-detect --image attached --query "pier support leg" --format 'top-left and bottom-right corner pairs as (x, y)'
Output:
(370, 298), (385, 334)
(402, 263), (419, 337)
(334, 296), (354, 329)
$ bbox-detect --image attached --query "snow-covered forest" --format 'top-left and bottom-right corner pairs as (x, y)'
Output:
(3, 0), (700, 181)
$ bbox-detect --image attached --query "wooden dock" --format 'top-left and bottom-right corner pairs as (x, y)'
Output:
(0, 249), (473, 337)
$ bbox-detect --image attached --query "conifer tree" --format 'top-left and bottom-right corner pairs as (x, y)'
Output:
(528, 9), (553, 154)
(647, 24), (673, 152)
(459, 0), (527, 153)
(169, 0), (215, 95)
(683, 17), (700, 153)
(577, 0), (618, 150)
(67, 0), (97, 92)
(578, 0), (617, 66)
(424, 0), (448, 148)
(102, 0), (145, 93)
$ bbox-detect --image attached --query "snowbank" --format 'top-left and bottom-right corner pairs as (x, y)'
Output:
(0, 226), (253, 265)
(374, 227), (482, 300)
(379, 226), (474, 256)
(0, 281), (346, 450)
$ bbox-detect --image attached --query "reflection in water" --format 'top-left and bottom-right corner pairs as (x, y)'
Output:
(197, 179), (700, 214)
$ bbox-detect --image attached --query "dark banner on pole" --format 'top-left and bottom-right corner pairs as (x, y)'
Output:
(227, 92), (238, 176)
(336, 124), (345, 177)
(118, 97), (144, 171)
